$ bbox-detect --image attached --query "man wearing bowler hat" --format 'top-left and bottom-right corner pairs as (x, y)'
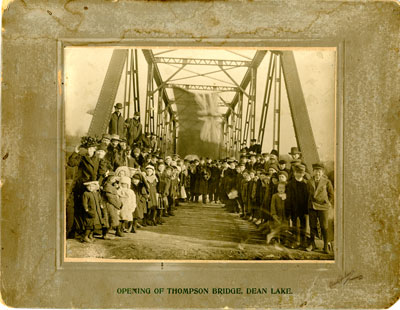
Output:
(125, 111), (143, 148)
(109, 103), (125, 138)
(288, 147), (302, 160)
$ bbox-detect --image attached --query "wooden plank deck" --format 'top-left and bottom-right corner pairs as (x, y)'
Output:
(66, 201), (334, 261)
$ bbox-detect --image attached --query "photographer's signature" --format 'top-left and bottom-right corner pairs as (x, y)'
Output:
(329, 271), (363, 288)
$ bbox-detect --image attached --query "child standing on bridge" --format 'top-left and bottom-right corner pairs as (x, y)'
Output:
(82, 181), (105, 243)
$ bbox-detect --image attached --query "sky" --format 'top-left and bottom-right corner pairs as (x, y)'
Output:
(64, 47), (336, 162)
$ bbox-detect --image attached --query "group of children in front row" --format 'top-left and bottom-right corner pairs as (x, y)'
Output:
(78, 163), (182, 243)
(224, 155), (334, 254)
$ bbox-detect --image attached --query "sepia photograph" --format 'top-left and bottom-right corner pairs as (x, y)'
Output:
(63, 47), (336, 261)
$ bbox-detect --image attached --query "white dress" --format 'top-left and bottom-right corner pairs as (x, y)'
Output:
(119, 188), (137, 221)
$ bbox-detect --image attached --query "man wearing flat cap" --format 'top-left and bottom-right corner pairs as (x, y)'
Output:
(307, 162), (334, 253)
(125, 111), (143, 149)
(109, 103), (125, 138)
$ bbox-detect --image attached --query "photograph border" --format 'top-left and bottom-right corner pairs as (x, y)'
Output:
(57, 38), (344, 271)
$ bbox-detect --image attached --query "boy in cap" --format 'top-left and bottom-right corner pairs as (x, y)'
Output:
(168, 166), (180, 213)
(278, 159), (290, 175)
(278, 170), (289, 183)
(307, 162), (334, 253)
(285, 163), (309, 249)
(269, 181), (288, 245)
(157, 165), (171, 223)
(131, 173), (149, 229)
(144, 165), (159, 226)
(99, 134), (111, 149)
(240, 170), (251, 218)
(109, 103), (125, 138)
(82, 181), (105, 243)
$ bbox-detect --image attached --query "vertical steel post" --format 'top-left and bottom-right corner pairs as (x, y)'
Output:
(258, 52), (276, 145)
(145, 62), (154, 134)
(133, 49), (140, 113)
(249, 67), (257, 141)
(280, 51), (320, 168)
(272, 53), (282, 153)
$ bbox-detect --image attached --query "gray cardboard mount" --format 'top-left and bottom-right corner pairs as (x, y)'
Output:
(1, 0), (399, 309)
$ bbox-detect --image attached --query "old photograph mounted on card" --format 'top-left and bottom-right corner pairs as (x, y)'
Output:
(64, 47), (336, 261)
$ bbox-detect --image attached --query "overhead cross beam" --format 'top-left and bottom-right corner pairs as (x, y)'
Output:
(166, 84), (238, 92)
(154, 57), (251, 67)
(225, 51), (267, 119)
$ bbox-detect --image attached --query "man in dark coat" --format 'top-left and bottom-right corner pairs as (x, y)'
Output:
(195, 158), (211, 204)
(248, 138), (262, 154)
(223, 159), (238, 212)
(285, 164), (309, 249)
(67, 140), (100, 236)
(125, 111), (143, 148)
(109, 103), (125, 138)
(208, 160), (221, 203)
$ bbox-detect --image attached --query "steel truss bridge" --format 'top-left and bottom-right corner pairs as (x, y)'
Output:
(87, 49), (319, 166)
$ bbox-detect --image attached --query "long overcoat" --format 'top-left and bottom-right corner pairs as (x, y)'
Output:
(102, 183), (123, 228)
(195, 165), (211, 195)
(109, 112), (125, 138)
(125, 118), (142, 147)
(82, 190), (105, 229)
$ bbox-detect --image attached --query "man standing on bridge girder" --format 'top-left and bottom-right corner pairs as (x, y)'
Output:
(125, 111), (143, 148)
(109, 103), (125, 138)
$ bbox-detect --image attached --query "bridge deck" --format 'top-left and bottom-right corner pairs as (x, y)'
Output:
(66, 202), (333, 261)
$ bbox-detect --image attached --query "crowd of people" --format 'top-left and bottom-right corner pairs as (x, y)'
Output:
(66, 103), (334, 254)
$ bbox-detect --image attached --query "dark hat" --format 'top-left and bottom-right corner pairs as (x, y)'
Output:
(269, 164), (279, 172)
(120, 138), (127, 143)
(270, 149), (279, 157)
(262, 153), (269, 156)
(291, 159), (301, 165)
(279, 159), (287, 165)
(83, 180), (99, 187)
(96, 144), (107, 152)
(80, 136), (98, 148)
(102, 134), (111, 140)
(114, 102), (123, 109)
(134, 111), (140, 116)
(278, 170), (289, 179)
(271, 172), (279, 180)
(110, 134), (120, 141)
(294, 164), (306, 173)
(312, 162), (325, 170)
(132, 173), (142, 180)
(289, 147), (301, 155)
(250, 138), (257, 142)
